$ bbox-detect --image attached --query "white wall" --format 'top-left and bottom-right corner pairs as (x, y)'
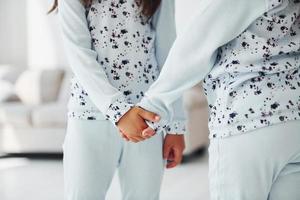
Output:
(27, 0), (68, 69)
(0, 0), (68, 69)
(0, 0), (27, 68)
(0, 0), (204, 70)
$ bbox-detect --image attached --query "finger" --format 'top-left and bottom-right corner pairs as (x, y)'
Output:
(166, 150), (177, 168)
(141, 132), (152, 139)
(142, 127), (156, 137)
(119, 130), (130, 141)
(135, 136), (146, 142)
(166, 149), (181, 169)
(128, 137), (139, 143)
(129, 136), (145, 143)
(163, 144), (172, 160)
(166, 160), (177, 169)
(119, 129), (126, 135)
(122, 133), (130, 141)
(173, 148), (183, 166)
(168, 151), (175, 161)
(138, 107), (160, 123)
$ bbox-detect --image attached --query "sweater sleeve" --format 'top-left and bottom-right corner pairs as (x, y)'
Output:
(150, 0), (187, 135)
(58, 0), (133, 125)
(138, 0), (268, 126)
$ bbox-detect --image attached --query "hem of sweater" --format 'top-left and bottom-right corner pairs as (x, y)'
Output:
(209, 109), (300, 139)
(67, 110), (108, 121)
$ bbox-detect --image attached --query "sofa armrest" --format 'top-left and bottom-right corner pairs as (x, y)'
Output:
(31, 103), (67, 128)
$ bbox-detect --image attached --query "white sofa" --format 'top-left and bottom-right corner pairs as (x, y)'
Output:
(0, 68), (209, 154)
(0, 67), (69, 153)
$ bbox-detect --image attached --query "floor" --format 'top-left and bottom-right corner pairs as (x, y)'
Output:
(0, 154), (210, 200)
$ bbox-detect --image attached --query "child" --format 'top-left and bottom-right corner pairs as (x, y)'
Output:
(54, 0), (186, 199)
(119, 0), (300, 199)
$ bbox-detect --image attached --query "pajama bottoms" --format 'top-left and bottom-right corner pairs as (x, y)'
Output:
(63, 119), (164, 200)
(209, 120), (300, 200)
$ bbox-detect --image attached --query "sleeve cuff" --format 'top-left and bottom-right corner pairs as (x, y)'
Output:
(137, 98), (170, 127)
(138, 99), (187, 135)
(105, 98), (134, 125)
(164, 120), (187, 135)
(146, 120), (187, 135)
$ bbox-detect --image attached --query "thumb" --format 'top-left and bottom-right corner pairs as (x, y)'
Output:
(173, 147), (183, 165)
(142, 127), (155, 137)
(138, 107), (160, 123)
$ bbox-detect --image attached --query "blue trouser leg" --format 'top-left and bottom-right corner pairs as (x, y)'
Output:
(209, 120), (300, 200)
(63, 119), (164, 200)
(63, 119), (122, 200)
(118, 133), (164, 200)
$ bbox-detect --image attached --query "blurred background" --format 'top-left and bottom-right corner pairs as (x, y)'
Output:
(0, 0), (210, 199)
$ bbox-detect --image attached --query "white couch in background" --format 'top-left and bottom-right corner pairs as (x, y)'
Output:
(0, 67), (69, 153)
(0, 68), (209, 154)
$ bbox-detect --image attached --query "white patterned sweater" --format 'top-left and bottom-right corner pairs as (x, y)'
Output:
(58, 0), (187, 134)
(138, 0), (300, 138)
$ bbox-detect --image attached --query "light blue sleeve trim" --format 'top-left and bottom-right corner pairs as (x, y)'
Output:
(138, 0), (267, 127)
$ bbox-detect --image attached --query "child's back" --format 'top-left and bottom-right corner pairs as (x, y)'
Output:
(203, 1), (300, 138)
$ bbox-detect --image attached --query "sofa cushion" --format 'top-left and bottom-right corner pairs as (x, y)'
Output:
(31, 103), (67, 128)
(0, 102), (33, 127)
(15, 69), (65, 105)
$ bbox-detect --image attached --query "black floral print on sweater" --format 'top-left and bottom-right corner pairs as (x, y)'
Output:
(203, 0), (300, 138)
(69, 0), (159, 121)
(67, 0), (186, 134)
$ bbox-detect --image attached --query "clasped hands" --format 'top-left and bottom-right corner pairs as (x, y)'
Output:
(117, 106), (185, 168)
(117, 106), (160, 143)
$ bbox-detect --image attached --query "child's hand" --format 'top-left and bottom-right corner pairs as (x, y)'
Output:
(163, 134), (185, 169)
(117, 106), (160, 143)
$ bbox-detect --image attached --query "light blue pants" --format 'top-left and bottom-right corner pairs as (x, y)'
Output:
(209, 120), (300, 200)
(63, 119), (164, 200)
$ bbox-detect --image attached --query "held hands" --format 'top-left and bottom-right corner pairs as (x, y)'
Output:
(117, 106), (186, 169)
(117, 106), (160, 143)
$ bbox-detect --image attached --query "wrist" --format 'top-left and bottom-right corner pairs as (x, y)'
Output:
(164, 120), (187, 135)
(105, 98), (134, 125)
